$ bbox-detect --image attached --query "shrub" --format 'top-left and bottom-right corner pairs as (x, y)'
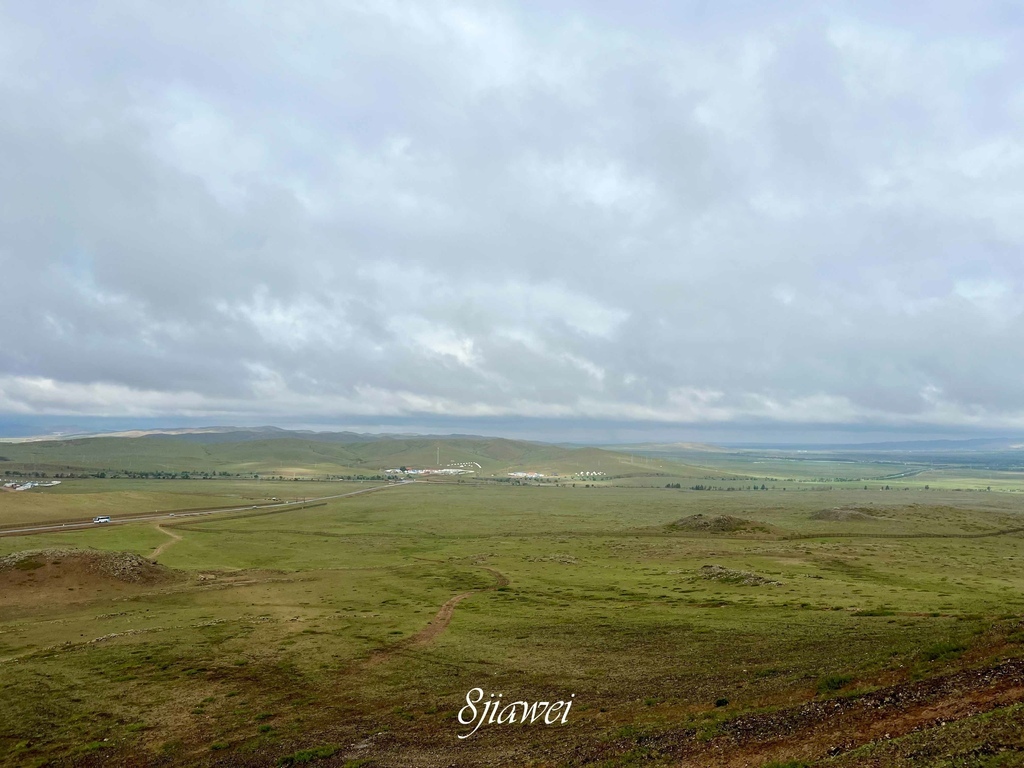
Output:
(923, 641), (966, 661)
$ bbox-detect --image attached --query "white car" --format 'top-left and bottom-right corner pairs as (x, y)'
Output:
(92, 516), (111, 524)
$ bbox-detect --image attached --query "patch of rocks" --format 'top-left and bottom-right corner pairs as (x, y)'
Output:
(0, 548), (172, 584)
(698, 564), (782, 586)
(527, 554), (578, 564)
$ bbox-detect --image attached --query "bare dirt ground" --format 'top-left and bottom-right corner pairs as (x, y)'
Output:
(0, 548), (180, 610)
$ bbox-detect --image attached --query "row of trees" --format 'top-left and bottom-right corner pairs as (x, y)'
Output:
(686, 483), (769, 491)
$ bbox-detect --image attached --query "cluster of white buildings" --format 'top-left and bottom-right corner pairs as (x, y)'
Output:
(574, 471), (606, 477)
(1, 480), (61, 491)
(508, 471), (546, 478)
(385, 467), (476, 476)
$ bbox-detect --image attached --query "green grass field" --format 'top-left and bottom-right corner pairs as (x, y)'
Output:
(3, 447), (1024, 766)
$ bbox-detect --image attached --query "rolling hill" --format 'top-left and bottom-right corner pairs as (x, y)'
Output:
(0, 429), (658, 479)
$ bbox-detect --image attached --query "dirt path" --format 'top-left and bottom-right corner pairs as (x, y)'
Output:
(148, 525), (182, 559)
(364, 565), (508, 667)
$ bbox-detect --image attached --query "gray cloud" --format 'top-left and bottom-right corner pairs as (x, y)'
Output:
(2, 1), (1024, 435)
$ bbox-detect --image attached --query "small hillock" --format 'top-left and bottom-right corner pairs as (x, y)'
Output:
(698, 564), (782, 586)
(0, 548), (176, 587)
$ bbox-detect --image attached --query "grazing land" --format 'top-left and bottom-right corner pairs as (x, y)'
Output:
(3, 436), (1024, 765)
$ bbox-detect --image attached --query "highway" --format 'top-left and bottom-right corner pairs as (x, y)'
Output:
(0, 481), (413, 537)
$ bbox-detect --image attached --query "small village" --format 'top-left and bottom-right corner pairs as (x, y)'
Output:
(384, 466), (477, 476)
(1, 479), (61, 491)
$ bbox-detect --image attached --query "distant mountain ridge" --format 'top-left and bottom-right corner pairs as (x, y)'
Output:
(722, 437), (1024, 452)
(2, 426), (479, 445)
(0, 428), (646, 477)
(601, 441), (726, 453)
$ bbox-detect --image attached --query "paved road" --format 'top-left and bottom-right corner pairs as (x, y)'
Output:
(0, 481), (413, 537)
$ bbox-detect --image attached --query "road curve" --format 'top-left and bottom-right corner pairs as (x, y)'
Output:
(0, 481), (413, 538)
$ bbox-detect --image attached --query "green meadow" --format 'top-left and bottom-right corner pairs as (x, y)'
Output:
(2, 444), (1024, 765)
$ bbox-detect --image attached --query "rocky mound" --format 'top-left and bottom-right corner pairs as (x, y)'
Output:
(699, 564), (782, 586)
(811, 507), (877, 522)
(0, 548), (176, 587)
(669, 514), (772, 533)
(526, 554), (578, 564)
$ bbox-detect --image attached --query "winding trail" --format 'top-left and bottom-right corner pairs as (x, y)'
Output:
(148, 525), (182, 559)
(364, 565), (508, 667)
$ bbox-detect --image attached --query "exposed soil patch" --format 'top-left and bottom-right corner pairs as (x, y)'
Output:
(669, 514), (774, 533)
(0, 548), (180, 607)
(699, 564), (782, 586)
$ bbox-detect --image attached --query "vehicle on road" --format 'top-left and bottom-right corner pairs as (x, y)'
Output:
(92, 516), (111, 524)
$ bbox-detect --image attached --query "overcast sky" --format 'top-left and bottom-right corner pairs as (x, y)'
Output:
(2, 1), (1023, 442)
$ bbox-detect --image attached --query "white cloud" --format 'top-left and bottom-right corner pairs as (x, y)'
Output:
(2, 1), (1024, 437)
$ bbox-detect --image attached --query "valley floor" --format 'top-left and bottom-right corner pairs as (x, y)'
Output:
(3, 476), (1024, 766)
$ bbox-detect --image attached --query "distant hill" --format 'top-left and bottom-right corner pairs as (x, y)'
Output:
(605, 441), (727, 453)
(723, 437), (1024, 452)
(3, 425), (410, 444)
(0, 429), (654, 478)
(0, 425), (441, 445)
(834, 437), (1024, 452)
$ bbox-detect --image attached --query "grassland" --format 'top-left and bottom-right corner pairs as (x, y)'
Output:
(3, 443), (1024, 766)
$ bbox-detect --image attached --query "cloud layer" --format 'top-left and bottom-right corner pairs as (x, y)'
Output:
(3, 1), (1024, 435)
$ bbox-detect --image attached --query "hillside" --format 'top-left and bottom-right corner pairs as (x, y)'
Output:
(0, 431), (659, 479)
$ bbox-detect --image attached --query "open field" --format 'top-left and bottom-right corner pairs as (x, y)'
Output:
(3, 447), (1024, 765)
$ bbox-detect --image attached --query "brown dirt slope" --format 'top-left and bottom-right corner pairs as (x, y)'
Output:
(0, 548), (179, 607)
